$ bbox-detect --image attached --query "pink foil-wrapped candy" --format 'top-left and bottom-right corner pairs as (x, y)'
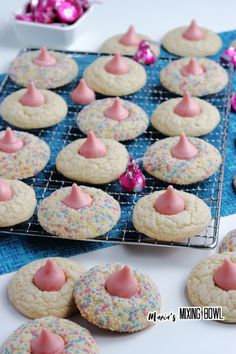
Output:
(231, 92), (236, 111)
(133, 40), (156, 65)
(221, 47), (236, 69)
(119, 156), (146, 193)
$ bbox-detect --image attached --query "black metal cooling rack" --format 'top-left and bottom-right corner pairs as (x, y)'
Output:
(0, 49), (234, 249)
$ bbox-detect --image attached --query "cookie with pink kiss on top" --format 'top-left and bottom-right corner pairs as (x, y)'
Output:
(73, 263), (161, 332)
(160, 57), (228, 96)
(143, 134), (221, 184)
(0, 178), (36, 227)
(133, 185), (211, 242)
(151, 91), (220, 136)
(8, 257), (86, 319)
(0, 82), (68, 129)
(0, 128), (50, 179)
(77, 97), (149, 141)
(100, 25), (160, 56)
(187, 252), (236, 323)
(83, 52), (147, 96)
(9, 48), (78, 89)
(1, 316), (99, 353)
(38, 184), (121, 240)
(56, 131), (129, 184)
(162, 19), (222, 57)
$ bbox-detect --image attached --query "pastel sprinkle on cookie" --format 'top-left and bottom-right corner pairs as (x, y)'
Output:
(38, 185), (121, 240)
(9, 49), (78, 89)
(160, 57), (228, 96)
(73, 263), (161, 332)
(0, 316), (99, 353)
(77, 98), (149, 141)
(219, 229), (236, 253)
(0, 129), (50, 180)
(143, 135), (222, 185)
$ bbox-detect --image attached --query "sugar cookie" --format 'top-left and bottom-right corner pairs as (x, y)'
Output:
(77, 97), (149, 141)
(74, 263), (161, 332)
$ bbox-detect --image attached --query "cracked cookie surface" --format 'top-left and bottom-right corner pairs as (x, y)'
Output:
(100, 33), (160, 56)
(56, 137), (128, 184)
(187, 252), (236, 323)
(0, 89), (68, 129)
(83, 56), (147, 96)
(8, 257), (86, 319)
(133, 190), (211, 241)
(162, 27), (222, 57)
(0, 179), (36, 227)
(151, 97), (220, 136)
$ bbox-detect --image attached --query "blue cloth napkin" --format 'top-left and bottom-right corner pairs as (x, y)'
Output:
(0, 29), (236, 274)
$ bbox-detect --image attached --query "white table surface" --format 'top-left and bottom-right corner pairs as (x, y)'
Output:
(0, 1), (236, 353)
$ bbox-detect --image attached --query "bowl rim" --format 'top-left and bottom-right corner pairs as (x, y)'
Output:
(12, 5), (93, 31)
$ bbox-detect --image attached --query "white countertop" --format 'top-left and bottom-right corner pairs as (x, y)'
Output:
(0, 1), (236, 353)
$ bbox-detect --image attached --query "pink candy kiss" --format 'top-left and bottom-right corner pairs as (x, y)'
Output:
(71, 79), (95, 105)
(174, 91), (201, 117)
(62, 183), (92, 210)
(154, 186), (185, 215)
(214, 258), (236, 291)
(33, 259), (66, 291)
(31, 329), (65, 354)
(79, 131), (107, 158)
(105, 53), (130, 75)
(181, 58), (204, 76)
(20, 82), (45, 107)
(0, 128), (24, 153)
(33, 48), (57, 67)
(104, 98), (129, 121)
(105, 265), (139, 298)
(119, 25), (141, 46)
(0, 179), (12, 202)
(183, 20), (205, 41)
(171, 134), (198, 160)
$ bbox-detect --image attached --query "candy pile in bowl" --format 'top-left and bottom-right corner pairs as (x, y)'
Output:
(12, 0), (94, 48)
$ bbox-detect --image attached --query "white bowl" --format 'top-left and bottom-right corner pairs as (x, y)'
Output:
(11, 6), (93, 49)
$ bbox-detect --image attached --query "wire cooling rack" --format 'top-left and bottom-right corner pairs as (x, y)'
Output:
(0, 49), (234, 249)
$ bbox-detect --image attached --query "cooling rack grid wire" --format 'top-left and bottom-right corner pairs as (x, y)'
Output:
(0, 49), (234, 249)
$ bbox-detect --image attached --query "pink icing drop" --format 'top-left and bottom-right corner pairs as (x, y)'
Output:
(181, 58), (204, 76)
(71, 79), (96, 105)
(174, 91), (201, 117)
(105, 265), (139, 298)
(154, 185), (185, 215)
(62, 183), (92, 210)
(33, 260), (66, 291)
(171, 133), (198, 160)
(119, 25), (141, 46)
(0, 128), (24, 153)
(105, 52), (130, 75)
(33, 48), (57, 67)
(79, 131), (107, 158)
(19, 82), (45, 107)
(183, 20), (205, 41)
(104, 98), (129, 121)
(214, 258), (236, 291)
(31, 329), (65, 354)
(0, 179), (12, 202)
